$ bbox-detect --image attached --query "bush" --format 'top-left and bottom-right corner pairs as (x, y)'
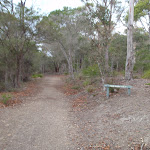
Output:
(71, 85), (80, 90)
(64, 72), (69, 75)
(86, 85), (95, 93)
(83, 80), (90, 87)
(1, 94), (12, 105)
(145, 83), (150, 85)
(82, 64), (100, 77)
(32, 74), (43, 78)
(142, 70), (150, 79)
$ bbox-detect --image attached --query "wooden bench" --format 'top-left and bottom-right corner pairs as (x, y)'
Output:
(104, 84), (132, 98)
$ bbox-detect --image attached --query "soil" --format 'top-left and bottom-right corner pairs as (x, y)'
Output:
(0, 75), (150, 150)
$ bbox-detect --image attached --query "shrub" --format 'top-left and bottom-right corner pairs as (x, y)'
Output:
(71, 85), (80, 90)
(82, 64), (100, 77)
(142, 70), (150, 79)
(86, 86), (95, 93)
(109, 87), (115, 93)
(145, 83), (150, 85)
(1, 94), (12, 105)
(32, 74), (43, 78)
(83, 80), (90, 87)
(64, 72), (69, 75)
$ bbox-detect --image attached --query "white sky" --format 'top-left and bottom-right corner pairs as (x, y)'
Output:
(13, 0), (84, 15)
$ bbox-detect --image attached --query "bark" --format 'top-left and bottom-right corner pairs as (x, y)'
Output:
(68, 49), (74, 79)
(54, 62), (59, 73)
(59, 41), (74, 79)
(148, 11), (150, 44)
(97, 61), (105, 91)
(116, 61), (119, 72)
(15, 55), (23, 88)
(105, 44), (109, 72)
(125, 0), (134, 80)
(111, 58), (114, 73)
(5, 66), (8, 90)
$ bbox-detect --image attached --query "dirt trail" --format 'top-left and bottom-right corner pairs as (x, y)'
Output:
(0, 76), (76, 150)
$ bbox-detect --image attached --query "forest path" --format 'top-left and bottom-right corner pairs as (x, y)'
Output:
(0, 76), (76, 150)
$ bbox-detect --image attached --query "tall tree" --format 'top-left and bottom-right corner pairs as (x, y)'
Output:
(37, 7), (88, 79)
(125, 0), (135, 80)
(0, 0), (40, 88)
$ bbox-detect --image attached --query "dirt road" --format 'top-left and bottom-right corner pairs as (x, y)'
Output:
(0, 76), (77, 150)
(1, 76), (150, 150)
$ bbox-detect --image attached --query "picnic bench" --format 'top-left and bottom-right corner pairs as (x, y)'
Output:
(104, 84), (132, 98)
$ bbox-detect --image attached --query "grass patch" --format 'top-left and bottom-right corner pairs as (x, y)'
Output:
(32, 74), (43, 78)
(71, 85), (80, 90)
(83, 80), (90, 87)
(142, 70), (150, 79)
(0, 94), (12, 105)
(86, 86), (95, 93)
(145, 83), (150, 85)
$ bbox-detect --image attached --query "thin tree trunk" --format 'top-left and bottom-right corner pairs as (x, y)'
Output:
(117, 61), (119, 72)
(68, 51), (74, 79)
(97, 61), (105, 91)
(105, 44), (109, 72)
(148, 11), (150, 46)
(111, 58), (114, 73)
(5, 66), (8, 90)
(125, 0), (134, 80)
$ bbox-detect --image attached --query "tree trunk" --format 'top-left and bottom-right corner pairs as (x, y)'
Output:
(111, 58), (114, 73)
(15, 55), (23, 88)
(125, 0), (134, 80)
(97, 61), (105, 91)
(148, 11), (150, 46)
(5, 66), (8, 90)
(68, 57), (74, 79)
(105, 44), (109, 72)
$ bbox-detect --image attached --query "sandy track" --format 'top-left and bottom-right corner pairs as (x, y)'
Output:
(0, 76), (76, 150)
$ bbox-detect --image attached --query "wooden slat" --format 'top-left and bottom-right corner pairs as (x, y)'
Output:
(104, 84), (132, 89)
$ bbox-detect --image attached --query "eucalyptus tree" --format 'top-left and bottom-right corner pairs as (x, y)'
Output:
(125, 0), (134, 80)
(0, 0), (40, 88)
(37, 7), (89, 79)
(81, 0), (124, 86)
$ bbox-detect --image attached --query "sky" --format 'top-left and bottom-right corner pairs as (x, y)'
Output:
(13, 0), (84, 15)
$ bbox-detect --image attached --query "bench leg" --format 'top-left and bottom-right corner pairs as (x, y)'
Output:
(106, 87), (109, 98)
(128, 88), (131, 95)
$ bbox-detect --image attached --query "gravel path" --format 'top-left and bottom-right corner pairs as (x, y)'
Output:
(0, 76), (76, 150)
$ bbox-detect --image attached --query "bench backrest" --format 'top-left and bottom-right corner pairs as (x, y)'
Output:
(104, 84), (132, 89)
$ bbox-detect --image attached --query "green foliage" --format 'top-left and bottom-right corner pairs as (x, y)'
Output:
(134, 47), (150, 72)
(71, 85), (80, 90)
(125, 0), (150, 22)
(86, 85), (95, 93)
(145, 83), (150, 85)
(82, 64), (100, 77)
(32, 74), (43, 78)
(134, 0), (150, 21)
(83, 80), (90, 87)
(142, 70), (150, 79)
(64, 72), (69, 75)
(1, 94), (12, 105)
(109, 87), (115, 93)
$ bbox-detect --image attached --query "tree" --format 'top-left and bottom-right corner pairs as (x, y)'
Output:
(37, 7), (88, 79)
(134, 0), (150, 40)
(125, 0), (135, 80)
(81, 0), (124, 87)
(0, 0), (41, 89)
(109, 33), (127, 72)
